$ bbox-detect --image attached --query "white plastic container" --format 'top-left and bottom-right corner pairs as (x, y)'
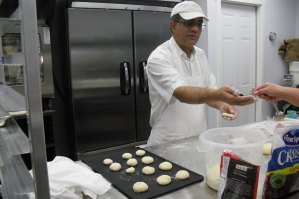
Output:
(289, 61), (299, 85)
(199, 126), (268, 190)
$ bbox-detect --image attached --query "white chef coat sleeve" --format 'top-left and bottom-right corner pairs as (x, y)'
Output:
(147, 51), (186, 103)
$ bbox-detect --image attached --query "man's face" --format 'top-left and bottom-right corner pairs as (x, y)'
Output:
(171, 17), (204, 53)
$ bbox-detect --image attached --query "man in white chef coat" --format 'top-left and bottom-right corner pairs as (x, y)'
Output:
(146, 1), (255, 146)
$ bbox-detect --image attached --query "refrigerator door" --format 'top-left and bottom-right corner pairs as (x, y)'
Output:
(133, 11), (171, 141)
(68, 8), (136, 153)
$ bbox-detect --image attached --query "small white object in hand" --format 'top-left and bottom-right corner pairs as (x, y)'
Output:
(222, 112), (234, 120)
(233, 89), (239, 96)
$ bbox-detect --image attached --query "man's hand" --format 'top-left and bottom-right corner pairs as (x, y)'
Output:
(216, 85), (256, 106)
(218, 103), (237, 120)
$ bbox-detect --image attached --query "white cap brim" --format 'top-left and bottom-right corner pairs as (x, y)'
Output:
(179, 12), (209, 21)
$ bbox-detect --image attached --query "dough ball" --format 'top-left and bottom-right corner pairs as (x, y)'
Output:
(103, 158), (113, 165)
(109, 162), (121, 171)
(156, 175), (171, 185)
(159, 161), (172, 170)
(229, 137), (247, 145)
(263, 143), (272, 155)
(136, 149), (146, 156)
(175, 170), (190, 180)
(133, 182), (148, 193)
(126, 167), (135, 174)
(142, 166), (155, 175)
(142, 156), (154, 164)
(206, 164), (220, 190)
(127, 158), (138, 166)
(122, 152), (132, 160)
(222, 112), (234, 120)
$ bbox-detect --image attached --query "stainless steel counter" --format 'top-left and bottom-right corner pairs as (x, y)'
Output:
(98, 134), (299, 199)
(144, 137), (217, 199)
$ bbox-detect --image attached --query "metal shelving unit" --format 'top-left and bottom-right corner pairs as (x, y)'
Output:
(0, 0), (50, 198)
(0, 18), (20, 34)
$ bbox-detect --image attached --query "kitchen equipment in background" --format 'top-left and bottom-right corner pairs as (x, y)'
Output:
(67, 3), (172, 157)
(283, 74), (293, 87)
(1, 33), (21, 55)
(0, 22), (56, 168)
(280, 62), (299, 115)
(199, 126), (268, 190)
(0, 24), (54, 96)
(286, 110), (298, 119)
(271, 100), (284, 120)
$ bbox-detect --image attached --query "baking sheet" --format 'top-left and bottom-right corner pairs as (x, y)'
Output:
(83, 146), (204, 199)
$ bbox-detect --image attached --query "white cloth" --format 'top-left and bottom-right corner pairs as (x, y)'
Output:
(30, 156), (111, 199)
(146, 37), (217, 146)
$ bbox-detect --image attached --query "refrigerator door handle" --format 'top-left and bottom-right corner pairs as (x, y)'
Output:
(139, 61), (148, 93)
(120, 62), (131, 95)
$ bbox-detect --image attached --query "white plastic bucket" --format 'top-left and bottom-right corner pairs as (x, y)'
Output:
(199, 126), (268, 190)
(289, 61), (299, 85)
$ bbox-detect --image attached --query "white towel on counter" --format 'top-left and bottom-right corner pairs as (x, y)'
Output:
(30, 156), (111, 199)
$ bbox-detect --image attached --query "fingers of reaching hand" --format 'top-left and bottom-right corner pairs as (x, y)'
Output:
(218, 86), (256, 105)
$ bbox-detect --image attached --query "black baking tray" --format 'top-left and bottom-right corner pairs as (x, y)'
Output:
(83, 146), (204, 199)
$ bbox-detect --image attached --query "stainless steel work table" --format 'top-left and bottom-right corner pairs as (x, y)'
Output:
(98, 135), (299, 199)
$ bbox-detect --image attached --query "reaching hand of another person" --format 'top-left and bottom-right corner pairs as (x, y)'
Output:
(216, 85), (256, 106)
(254, 82), (299, 106)
(253, 82), (282, 101)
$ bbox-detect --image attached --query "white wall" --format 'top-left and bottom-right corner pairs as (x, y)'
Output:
(195, 0), (208, 54)
(193, 0), (221, 128)
(261, 0), (297, 119)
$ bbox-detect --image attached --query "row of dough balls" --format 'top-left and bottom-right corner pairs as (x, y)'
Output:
(102, 150), (147, 171)
(103, 150), (172, 172)
(104, 158), (173, 173)
(133, 170), (190, 193)
(114, 156), (152, 168)
(128, 160), (173, 175)
(122, 150), (146, 160)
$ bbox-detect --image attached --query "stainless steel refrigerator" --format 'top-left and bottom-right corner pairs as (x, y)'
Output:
(67, 4), (172, 156)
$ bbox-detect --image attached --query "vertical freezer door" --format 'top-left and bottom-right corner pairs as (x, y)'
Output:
(68, 8), (135, 153)
(133, 11), (171, 141)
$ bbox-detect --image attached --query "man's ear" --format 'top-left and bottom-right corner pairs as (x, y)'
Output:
(169, 21), (175, 33)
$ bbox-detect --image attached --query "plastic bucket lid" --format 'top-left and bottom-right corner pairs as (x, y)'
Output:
(199, 126), (268, 150)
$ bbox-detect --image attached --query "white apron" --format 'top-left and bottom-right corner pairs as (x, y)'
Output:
(147, 74), (210, 146)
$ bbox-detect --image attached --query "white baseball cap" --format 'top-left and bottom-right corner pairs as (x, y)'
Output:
(171, 1), (209, 21)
